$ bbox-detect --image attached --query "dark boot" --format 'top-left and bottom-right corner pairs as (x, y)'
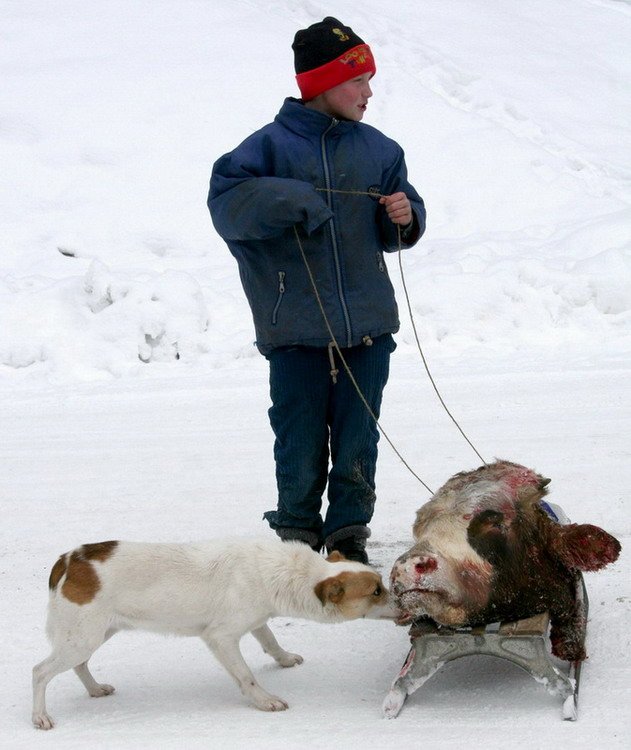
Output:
(274, 526), (322, 553)
(325, 526), (370, 564)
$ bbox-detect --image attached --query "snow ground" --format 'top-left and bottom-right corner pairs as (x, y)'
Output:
(0, 1), (629, 748)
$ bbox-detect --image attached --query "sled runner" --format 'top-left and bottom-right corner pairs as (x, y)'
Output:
(383, 574), (588, 721)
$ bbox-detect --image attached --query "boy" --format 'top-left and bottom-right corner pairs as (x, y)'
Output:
(208, 17), (425, 562)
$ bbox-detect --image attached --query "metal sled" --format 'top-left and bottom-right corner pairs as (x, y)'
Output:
(383, 576), (588, 721)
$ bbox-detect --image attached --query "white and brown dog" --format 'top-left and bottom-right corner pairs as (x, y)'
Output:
(33, 537), (392, 729)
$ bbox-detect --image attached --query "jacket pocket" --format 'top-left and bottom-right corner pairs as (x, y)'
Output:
(271, 271), (286, 325)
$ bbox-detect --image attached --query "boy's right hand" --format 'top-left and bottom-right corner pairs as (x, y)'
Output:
(379, 192), (412, 226)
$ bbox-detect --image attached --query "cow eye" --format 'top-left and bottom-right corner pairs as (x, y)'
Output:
(373, 585), (382, 597)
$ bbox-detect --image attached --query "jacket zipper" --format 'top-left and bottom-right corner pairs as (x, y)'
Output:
(271, 270), (285, 325)
(320, 119), (353, 347)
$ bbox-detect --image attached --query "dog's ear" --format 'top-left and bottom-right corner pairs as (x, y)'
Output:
(326, 550), (346, 562)
(314, 577), (345, 605)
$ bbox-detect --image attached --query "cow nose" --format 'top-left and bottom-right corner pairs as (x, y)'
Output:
(414, 557), (437, 576)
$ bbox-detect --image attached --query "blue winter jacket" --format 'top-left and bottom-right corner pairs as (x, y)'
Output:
(208, 97), (425, 355)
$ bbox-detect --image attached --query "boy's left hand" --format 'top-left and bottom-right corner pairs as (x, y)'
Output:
(379, 192), (412, 226)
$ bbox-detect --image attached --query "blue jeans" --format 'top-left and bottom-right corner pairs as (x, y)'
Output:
(263, 334), (395, 548)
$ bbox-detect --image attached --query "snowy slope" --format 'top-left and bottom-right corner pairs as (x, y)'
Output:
(0, 1), (629, 747)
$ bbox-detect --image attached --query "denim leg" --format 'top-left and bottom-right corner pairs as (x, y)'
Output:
(323, 334), (394, 540)
(264, 346), (330, 544)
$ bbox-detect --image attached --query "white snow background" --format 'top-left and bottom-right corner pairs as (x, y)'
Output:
(1, 0), (630, 747)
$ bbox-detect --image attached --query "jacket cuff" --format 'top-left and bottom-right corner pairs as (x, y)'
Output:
(304, 203), (333, 235)
(399, 213), (421, 245)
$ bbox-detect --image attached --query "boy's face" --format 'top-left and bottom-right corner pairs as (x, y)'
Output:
(307, 72), (373, 121)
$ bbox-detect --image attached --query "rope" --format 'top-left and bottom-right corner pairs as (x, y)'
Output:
(301, 186), (488, 472)
(293, 225), (434, 494)
(395, 235), (487, 465)
(316, 188), (380, 198)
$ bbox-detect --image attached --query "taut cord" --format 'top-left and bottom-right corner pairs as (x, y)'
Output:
(293, 224), (434, 494)
(294, 186), (488, 491)
(395, 247), (487, 465)
(317, 187), (486, 465)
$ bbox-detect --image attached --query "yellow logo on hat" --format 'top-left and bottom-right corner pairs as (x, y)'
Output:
(332, 28), (350, 42)
(339, 44), (371, 67)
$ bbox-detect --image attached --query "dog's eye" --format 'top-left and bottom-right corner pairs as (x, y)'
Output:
(373, 586), (382, 597)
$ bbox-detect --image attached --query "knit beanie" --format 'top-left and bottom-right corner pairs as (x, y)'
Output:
(292, 17), (376, 101)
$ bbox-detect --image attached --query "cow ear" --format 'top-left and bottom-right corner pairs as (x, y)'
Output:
(516, 485), (545, 507)
(556, 524), (621, 571)
(314, 577), (345, 605)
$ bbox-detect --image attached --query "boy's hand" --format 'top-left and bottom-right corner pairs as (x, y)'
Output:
(379, 192), (412, 226)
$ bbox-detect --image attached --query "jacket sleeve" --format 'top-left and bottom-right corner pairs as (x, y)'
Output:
(378, 146), (426, 252)
(208, 146), (333, 242)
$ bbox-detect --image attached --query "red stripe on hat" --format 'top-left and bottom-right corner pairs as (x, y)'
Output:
(296, 44), (376, 101)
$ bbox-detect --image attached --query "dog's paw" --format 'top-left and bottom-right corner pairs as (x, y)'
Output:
(88, 683), (115, 698)
(32, 711), (55, 730)
(277, 651), (303, 668)
(254, 694), (289, 712)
